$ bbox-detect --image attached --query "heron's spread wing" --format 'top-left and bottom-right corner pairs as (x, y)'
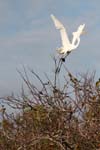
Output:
(51, 14), (71, 48)
(51, 14), (64, 29)
(60, 28), (71, 48)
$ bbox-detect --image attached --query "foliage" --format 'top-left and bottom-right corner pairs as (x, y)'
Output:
(0, 57), (100, 150)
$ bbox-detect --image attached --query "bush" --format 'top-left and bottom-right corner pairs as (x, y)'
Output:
(0, 57), (100, 150)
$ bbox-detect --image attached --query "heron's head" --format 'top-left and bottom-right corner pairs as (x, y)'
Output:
(79, 24), (85, 35)
(73, 24), (86, 38)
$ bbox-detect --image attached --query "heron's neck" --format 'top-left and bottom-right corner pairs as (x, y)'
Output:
(72, 38), (80, 49)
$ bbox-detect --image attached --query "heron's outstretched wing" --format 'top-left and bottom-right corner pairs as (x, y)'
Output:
(51, 14), (71, 48)
(51, 14), (64, 29)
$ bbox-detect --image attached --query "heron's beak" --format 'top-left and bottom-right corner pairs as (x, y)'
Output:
(81, 30), (86, 35)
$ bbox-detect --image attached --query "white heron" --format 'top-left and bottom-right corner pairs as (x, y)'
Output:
(51, 14), (85, 56)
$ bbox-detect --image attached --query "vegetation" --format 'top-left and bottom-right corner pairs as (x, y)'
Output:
(0, 57), (100, 150)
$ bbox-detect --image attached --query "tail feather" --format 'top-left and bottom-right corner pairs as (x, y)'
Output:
(57, 47), (66, 54)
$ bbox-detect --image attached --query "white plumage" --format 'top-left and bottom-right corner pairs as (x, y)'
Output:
(51, 14), (85, 56)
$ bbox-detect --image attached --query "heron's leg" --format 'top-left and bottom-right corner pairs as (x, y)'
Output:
(55, 58), (62, 73)
(56, 52), (70, 73)
(57, 53), (70, 73)
(56, 57), (65, 73)
(58, 59), (63, 72)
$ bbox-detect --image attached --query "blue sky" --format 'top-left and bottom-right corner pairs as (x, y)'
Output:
(0, 0), (100, 95)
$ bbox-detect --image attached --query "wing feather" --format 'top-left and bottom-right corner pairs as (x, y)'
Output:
(51, 14), (71, 48)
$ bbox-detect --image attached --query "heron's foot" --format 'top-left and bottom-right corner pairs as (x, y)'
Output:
(67, 51), (71, 55)
(61, 58), (65, 62)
